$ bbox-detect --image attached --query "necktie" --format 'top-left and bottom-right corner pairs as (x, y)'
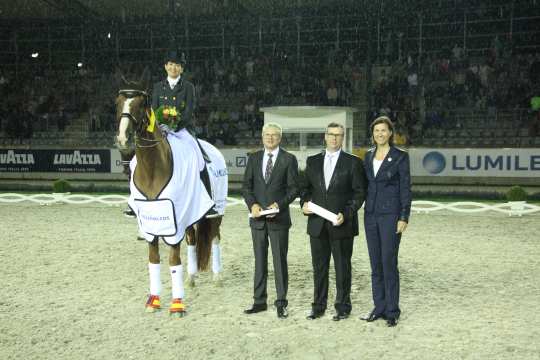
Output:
(264, 153), (273, 183)
(324, 154), (333, 189)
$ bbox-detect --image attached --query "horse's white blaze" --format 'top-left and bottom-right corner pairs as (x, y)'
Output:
(117, 98), (134, 146)
(117, 117), (130, 146)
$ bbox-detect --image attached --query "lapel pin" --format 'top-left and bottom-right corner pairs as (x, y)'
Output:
(388, 157), (392, 162)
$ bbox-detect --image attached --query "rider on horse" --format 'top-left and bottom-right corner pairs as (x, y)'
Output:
(116, 52), (227, 316)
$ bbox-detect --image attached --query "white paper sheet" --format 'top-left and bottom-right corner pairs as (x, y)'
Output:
(307, 201), (339, 225)
(248, 207), (280, 218)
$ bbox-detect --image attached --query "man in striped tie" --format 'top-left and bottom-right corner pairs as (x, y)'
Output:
(242, 122), (299, 319)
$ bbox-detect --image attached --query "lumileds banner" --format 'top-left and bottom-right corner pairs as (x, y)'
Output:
(0, 149), (111, 173)
(410, 148), (540, 177)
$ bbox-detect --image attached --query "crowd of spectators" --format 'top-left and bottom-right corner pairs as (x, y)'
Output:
(0, 66), (105, 143)
(369, 39), (540, 146)
(2, 43), (539, 147)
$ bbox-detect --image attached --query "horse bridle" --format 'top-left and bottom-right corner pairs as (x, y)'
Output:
(118, 89), (162, 148)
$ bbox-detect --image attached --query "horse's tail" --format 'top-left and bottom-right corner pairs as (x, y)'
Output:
(195, 217), (222, 271)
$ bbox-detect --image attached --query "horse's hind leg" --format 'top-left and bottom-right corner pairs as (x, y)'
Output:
(168, 243), (186, 317)
(211, 237), (222, 285)
(211, 218), (223, 284)
(185, 227), (197, 287)
(145, 237), (161, 312)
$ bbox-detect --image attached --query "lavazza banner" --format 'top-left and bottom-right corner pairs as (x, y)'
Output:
(410, 148), (540, 177)
(0, 149), (111, 173)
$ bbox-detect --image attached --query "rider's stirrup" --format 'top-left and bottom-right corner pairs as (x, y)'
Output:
(205, 206), (220, 219)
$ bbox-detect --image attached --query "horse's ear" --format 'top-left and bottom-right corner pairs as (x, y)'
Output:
(139, 67), (151, 91)
(114, 67), (127, 88)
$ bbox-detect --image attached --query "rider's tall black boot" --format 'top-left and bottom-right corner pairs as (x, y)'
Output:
(201, 167), (219, 218)
(196, 138), (212, 164)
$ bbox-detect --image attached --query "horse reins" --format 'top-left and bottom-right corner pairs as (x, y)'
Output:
(118, 89), (163, 148)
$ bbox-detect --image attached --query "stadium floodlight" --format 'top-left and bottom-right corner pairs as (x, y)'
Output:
(77, 62), (83, 68)
(31, 52), (39, 58)
(107, 32), (111, 39)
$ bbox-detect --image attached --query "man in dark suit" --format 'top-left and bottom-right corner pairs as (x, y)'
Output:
(301, 122), (366, 321)
(242, 122), (299, 319)
(151, 50), (218, 218)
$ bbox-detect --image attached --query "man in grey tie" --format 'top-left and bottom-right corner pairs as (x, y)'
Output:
(242, 122), (299, 318)
(301, 122), (366, 321)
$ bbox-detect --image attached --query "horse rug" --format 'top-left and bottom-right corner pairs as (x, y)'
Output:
(128, 134), (214, 245)
(200, 139), (228, 215)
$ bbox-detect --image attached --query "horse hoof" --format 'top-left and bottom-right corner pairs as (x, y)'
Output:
(145, 306), (160, 313)
(145, 295), (161, 313)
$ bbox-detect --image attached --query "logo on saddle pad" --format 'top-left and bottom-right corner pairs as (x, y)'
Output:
(134, 199), (177, 237)
(53, 151), (101, 165)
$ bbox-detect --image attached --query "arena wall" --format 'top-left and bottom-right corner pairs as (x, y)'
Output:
(1, 147), (539, 192)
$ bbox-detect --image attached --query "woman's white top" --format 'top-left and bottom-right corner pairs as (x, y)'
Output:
(373, 158), (384, 177)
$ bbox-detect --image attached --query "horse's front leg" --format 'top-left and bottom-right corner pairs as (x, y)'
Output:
(168, 242), (186, 317)
(145, 237), (161, 312)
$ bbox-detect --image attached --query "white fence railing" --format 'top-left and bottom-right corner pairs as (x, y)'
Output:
(411, 200), (540, 217)
(1, 193), (539, 217)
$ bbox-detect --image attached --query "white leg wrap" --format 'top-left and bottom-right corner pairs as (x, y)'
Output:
(212, 243), (221, 274)
(170, 265), (184, 299)
(148, 263), (161, 296)
(187, 245), (198, 275)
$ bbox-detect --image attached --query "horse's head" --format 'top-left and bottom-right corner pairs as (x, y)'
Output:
(114, 68), (152, 153)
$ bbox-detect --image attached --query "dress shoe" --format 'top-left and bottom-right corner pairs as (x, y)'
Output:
(386, 317), (398, 327)
(277, 306), (288, 319)
(332, 312), (350, 321)
(243, 304), (267, 314)
(306, 310), (325, 320)
(361, 310), (386, 322)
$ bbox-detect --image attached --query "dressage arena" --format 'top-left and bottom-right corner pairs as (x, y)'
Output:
(1, 198), (539, 360)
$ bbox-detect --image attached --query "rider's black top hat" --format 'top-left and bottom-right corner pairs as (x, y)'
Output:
(164, 50), (186, 67)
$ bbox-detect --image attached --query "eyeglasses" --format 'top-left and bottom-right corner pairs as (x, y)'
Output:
(263, 133), (281, 138)
(326, 133), (344, 138)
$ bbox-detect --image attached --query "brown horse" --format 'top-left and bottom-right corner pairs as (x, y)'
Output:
(114, 69), (222, 317)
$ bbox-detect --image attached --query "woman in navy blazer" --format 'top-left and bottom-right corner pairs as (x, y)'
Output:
(361, 116), (411, 327)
